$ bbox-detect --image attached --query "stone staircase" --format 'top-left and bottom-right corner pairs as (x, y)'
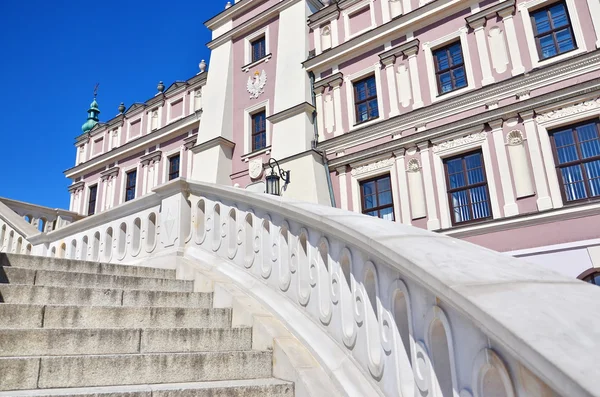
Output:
(0, 254), (294, 396)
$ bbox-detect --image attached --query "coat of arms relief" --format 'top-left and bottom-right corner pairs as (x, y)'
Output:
(247, 70), (267, 99)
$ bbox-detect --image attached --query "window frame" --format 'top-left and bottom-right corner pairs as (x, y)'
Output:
(87, 185), (98, 216)
(251, 110), (267, 152)
(530, 0), (577, 61)
(549, 119), (600, 205)
(353, 74), (379, 125)
(443, 150), (493, 226)
(359, 174), (395, 221)
(519, 0), (586, 69)
(125, 169), (137, 202)
(432, 41), (468, 96)
(168, 154), (180, 181)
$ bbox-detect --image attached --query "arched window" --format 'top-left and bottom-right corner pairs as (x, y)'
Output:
(578, 268), (600, 286)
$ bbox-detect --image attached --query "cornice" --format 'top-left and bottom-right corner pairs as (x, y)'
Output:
(314, 72), (344, 91)
(208, 0), (299, 50)
(64, 112), (200, 179)
(303, 0), (474, 71)
(183, 134), (198, 150)
(140, 150), (162, 166)
(466, 0), (515, 28)
(326, 80), (600, 169)
(267, 102), (315, 124)
(205, 0), (269, 30)
(308, 4), (340, 28)
(378, 39), (420, 65)
(100, 166), (119, 180)
(67, 181), (85, 193)
(191, 136), (235, 154)
(319, 50), (600, 155)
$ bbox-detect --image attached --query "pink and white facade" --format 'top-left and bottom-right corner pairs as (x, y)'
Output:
(66, 0), (600, 280)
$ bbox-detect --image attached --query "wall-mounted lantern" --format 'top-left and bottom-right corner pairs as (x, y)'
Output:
(265, 158), (291, 196)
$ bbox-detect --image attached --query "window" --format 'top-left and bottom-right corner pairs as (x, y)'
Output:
(444, 151), (491, 225)
(579, 269), (600, 286)
(353, 75), (379, 124)
(531, 1), (576, 60)
(360, 175), (394, 221)
(550, 120), (600, 203)
(251, 111), (267, 151)
(251, 36), (266, 63)
(168, 155), (180, 181)
(433, 42), (467, 95)
(125, 170), (137, 202)
(88, 185), (97, 216)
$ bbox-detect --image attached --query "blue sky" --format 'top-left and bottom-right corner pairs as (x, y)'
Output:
(0, 1), (225, 209)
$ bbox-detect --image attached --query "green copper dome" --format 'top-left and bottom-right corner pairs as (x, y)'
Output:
(81, 98), (101, 133)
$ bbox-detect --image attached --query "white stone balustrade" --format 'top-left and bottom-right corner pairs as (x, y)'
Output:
(2, 178), (599, 397)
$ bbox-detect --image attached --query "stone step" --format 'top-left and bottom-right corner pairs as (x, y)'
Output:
(0, 284), (212, 308)
(44, 305), (232, 329)
(0, 304), (232, 329)
(1, 267), (193, 293)
(0, 327), (252, 356)
(0, 351), (273, 390)
(0, 378), (294, 397)
(0, 253), (176, 279)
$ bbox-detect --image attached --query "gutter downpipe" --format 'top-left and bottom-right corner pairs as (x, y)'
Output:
(309, 71), (337, 207)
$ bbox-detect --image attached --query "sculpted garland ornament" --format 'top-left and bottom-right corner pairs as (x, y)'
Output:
(247, 70), (267, 99)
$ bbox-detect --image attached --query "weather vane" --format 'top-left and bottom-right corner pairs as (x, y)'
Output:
(93, 83), (99, 98)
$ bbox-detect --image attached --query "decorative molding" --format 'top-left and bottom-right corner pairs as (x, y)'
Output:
(465, 0), (515, 28)
(432, 132), (487, 154)
(406, 158), (421, 172)
(314, 72), (344, 91)
(536, 98), (600, 123)
(267, 102), (315, 124)
(249, 158), (264, 180)
(183, 135), (198, 150)
(67, 181), (85, 193)
(378, 39), (420, 66)
(140, 150), (162, 166)
(506, 130), (525, 146)
(350, 157), (395, 176)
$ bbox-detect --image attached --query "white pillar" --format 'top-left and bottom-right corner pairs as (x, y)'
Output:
(330, 19), (339, 47)
(332, 81), (344, 137)
(315, 87), (325, 137)
(499, 8), (525, 75)
(384, 60), (400, 117)
(142, 164), (149, 194)
(390, 163), (402, 223)
(520, 112), (553, 211)
(432, 151), (451, 229)
(536, 123), (564, 209)
(100, 178), (108, 212)
(587, 0), (600, 48)
(381, 0), (391, 23)
(406, 48), (424, 109)
(314, 25), (322, 55)
(471, 19), (495, 86)
(394, 150), (412, 225)
(490, 120), (518, 217)
(69, 193), (75, 212)
(417, 143), (440, 230)
(337, 167), (349, 210)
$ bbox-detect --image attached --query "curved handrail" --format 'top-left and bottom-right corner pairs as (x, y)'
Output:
(189, 181), (600, 397)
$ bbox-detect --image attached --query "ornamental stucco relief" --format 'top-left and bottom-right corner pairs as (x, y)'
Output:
(249, 158), (263, 180)
(247, 70), (267, 99)
(536, 98), (600, 123)
(432, 132), (487, 153)
(350, 158), (395, 177)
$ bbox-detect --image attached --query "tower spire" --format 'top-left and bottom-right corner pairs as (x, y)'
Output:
(81, 84), (101, 133)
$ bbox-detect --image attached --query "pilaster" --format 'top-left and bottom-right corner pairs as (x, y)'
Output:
(586, 0), (600, 48)
(405, 47), (424, 109)
(383, 57), (400, 117)
(393, 149), (411, 225)
(520, 112), (553, 211)
(469, 18), (495, 85)
(489, 119), (518, 217)
(499, 8), (525, 75)
(417, 142), (440, 230)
